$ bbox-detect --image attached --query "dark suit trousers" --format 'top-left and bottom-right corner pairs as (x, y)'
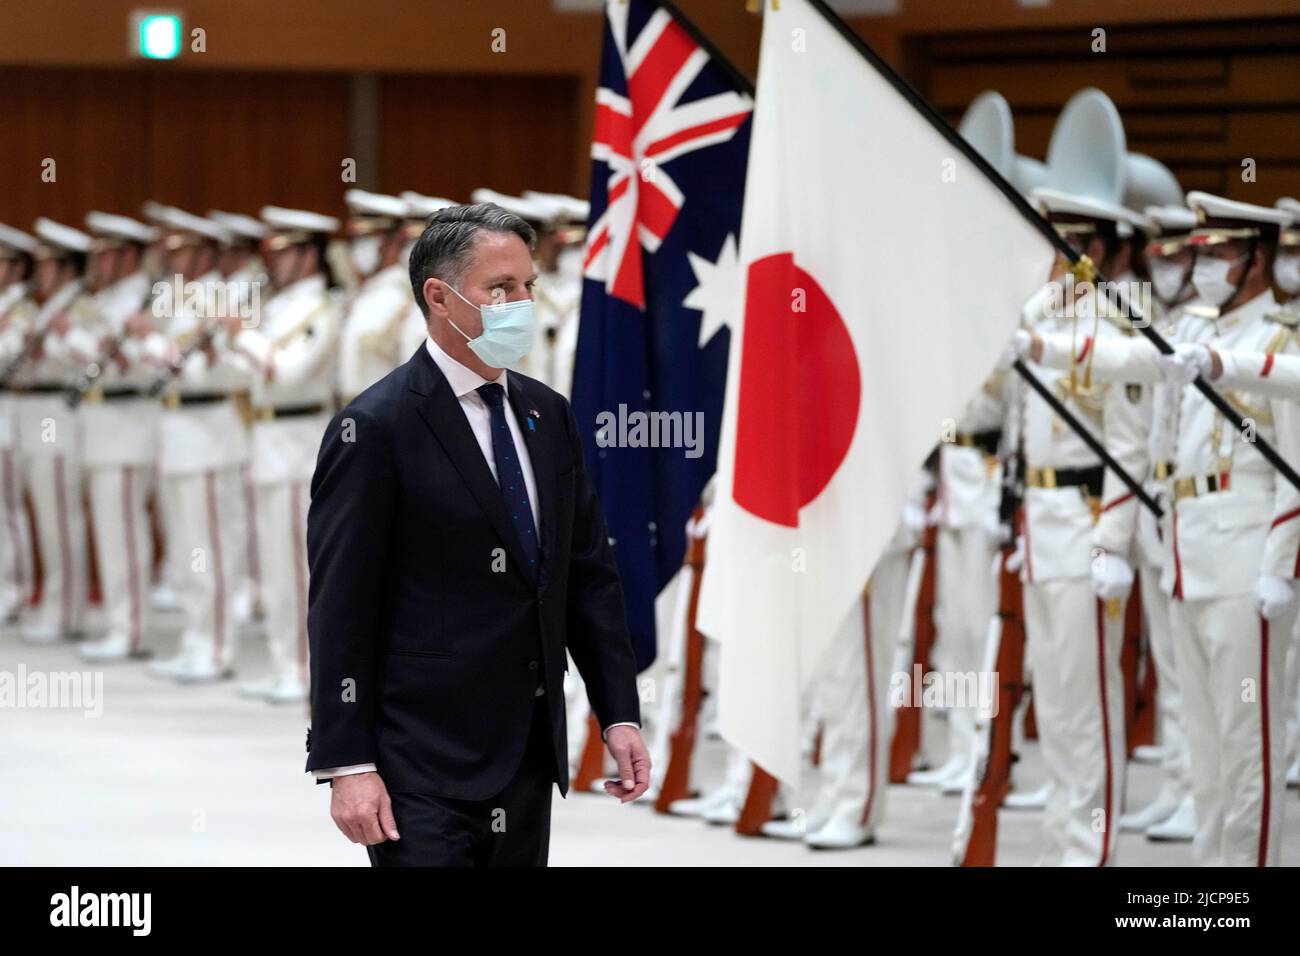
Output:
(367, 694), (556, 867)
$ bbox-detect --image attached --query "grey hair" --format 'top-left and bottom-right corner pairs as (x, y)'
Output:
(408, 202), (536, 316)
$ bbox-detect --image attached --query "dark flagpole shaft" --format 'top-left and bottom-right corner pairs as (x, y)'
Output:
(800, 0), (1300, 495)
(1012, 359), (1163, 518)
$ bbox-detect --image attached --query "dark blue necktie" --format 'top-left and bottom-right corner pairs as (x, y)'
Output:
(476, 383), (539, 582)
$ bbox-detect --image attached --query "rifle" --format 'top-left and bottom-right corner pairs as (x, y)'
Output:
(0, 279), (87, 388)
(953, 540), (1028, 866)
(66, 286), (157, 408)
(888, 490), (939, 783)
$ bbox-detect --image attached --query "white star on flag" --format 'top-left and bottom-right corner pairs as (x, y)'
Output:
(682, 232), (740, 348)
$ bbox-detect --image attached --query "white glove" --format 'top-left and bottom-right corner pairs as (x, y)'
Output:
(926, 500), (944, 528)
(1255, 574), (1297, 622)
(1090, 550), (1134, 600)
(1004, 534), (1026, 574)
(997, 329), (1032, 369)
(1156, 342), (1212, 387)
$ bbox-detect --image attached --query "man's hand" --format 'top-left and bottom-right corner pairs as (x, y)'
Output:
(329, 771), (400, 845)
(602, 726), (650, 804)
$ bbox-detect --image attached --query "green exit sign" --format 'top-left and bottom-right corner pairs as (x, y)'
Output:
(131, 11), (183, 60)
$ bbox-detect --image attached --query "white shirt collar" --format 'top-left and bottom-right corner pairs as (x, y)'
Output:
(425, 334), (507, 400)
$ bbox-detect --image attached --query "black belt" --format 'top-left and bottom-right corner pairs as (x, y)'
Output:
(257, 403), (326, 421)
(167, 392), (228, 407)
(953, 428), (1002, 457)
(18, 384), (68, 395)
(87, 386), (147, 402)
(1026, 464), (1104, 498)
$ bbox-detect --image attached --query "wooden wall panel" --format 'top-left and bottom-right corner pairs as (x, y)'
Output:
(377, 73), (582, 202)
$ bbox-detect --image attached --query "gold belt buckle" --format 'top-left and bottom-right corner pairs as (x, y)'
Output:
(162, 392), (180, 410)
(84, 386), (104, 405)
(955, 432), (975, 448)
(256, 406), (275, 422)
(1153, 461), (1172, 481)
(1039, 466), (1057, 489)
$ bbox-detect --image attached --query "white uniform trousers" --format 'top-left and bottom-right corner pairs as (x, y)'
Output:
(87, 463), (152, 653)
(811, 548), (910, 832)
(23, 451), (87, 637)
(1284, 615), (1300, 781)
(1023, 577), (1126, 866)
(254, 478), (310, 685)
(935, 524), (998, 767)
(0, 444), (32, 615)
(1138, 559), (1191, 803)
(163, 466), (243, 670)
(1170, 594), (1295, 866)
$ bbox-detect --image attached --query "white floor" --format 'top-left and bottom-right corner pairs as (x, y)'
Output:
(2, 617), (1297, 867)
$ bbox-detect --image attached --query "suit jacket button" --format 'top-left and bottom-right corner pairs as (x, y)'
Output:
(528, 660), (539, 672)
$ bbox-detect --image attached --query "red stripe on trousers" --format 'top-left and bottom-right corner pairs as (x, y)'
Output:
(1171, 511), (1184, 600)
(1258, 618), (1271, 867)
(859, 592), (878, 827)
(122, 467), (141, 653)
(54, 455), (71, 633)
(291, 481), (308, 681)
(1094, 598), (1115, 867)
(204, 472), (225, 668)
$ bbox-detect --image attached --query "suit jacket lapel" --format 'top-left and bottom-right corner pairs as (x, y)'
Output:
(506, 372), (558, 583)
(407, 347), (532, 583)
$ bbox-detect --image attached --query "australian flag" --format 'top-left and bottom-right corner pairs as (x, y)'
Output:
(573, 0), (752, 670)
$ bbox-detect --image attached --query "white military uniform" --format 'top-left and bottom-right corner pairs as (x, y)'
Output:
(0, 249), (36, 620)
(13, 220), (95, 643)
(144, 211), (251, 681)
(232, 207), (341, 702)
(1019, 249), (1145, 866)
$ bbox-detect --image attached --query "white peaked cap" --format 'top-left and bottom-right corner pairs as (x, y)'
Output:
(344, 189), (408, 219)
(260, 206), (341, 235)
(140, 200), (178, 225)
(469, 188), (549, 223)
(1274, 196), (1300, 222)
(1032, 186), (1146, 236)
(1144, 205), (1197, 233)
(400, 191), (457, 219)
(0, 223), (38, 255)
(85, 211), (157, 245)
(33, 217), (92, 254)
(208, 210), (266, 242)
(1186, 191), (1292, 228)
(159, 207), (230, 244)
(522, 190), (590, 223)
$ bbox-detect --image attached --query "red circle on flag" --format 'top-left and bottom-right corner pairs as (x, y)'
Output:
(733, 252), (861, 527)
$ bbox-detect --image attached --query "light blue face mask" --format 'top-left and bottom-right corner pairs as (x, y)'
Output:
(446, 285), (536, 368)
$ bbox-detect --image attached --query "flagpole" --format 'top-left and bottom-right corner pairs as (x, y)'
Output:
(800, 0), (1300, 495)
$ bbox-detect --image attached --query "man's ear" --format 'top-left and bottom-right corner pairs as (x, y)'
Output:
(423, 276), (447, 318)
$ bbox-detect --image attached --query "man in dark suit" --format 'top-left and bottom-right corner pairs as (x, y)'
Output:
(305, 202), (647, 866)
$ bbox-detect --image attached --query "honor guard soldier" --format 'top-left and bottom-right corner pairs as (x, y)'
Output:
(209, 209), (269, 627)
(522, 190), (589, 396)
(228, 206), (342, 704)
(0, 223), (37, 622)
(1016, 187), (1153, 866)
(337, 190), (415, 403)
(396, 192), (457, 365)
(142, 208), (251, 683)
(70, 212), (161, 661)
(9, 219), (95, 644)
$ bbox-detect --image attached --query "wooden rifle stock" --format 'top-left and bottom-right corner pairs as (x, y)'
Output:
(888, 495), (939, 783)
(1124, 576), (1157, 753)
(654, 510), (708, 812)
(959, 545), (1027, 867)
(735, 764), (779, 836)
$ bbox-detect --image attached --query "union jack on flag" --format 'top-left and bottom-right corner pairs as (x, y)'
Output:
(573, 0), (752, 669)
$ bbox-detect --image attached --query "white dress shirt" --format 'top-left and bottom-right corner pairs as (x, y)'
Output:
(315, 336), (635, 782)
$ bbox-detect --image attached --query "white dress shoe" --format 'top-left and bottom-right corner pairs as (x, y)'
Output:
(171, 659), (233, 685)
(149, 585), (180, 612)
(1130, 744), (1167, 765)
(19, 623), (64, 645)
(907, 757), (968, 788)
(940, 765), (976, 795)
(78, 632), (134, 662)
(762, 818), (820, 840)
(1002, 781), (1051, 810)
(266, 677), (308, 704)
(148, 653), (193, 679)
(1119, 788), (1180, 832)
(1286, 760), (1300, 790)
(237, 677), (277, 700)
(667, 788), (738, 818)
(805, 816), (876, 849)
(700, 796), (743, 826)
(1145, 795), (1196, 842)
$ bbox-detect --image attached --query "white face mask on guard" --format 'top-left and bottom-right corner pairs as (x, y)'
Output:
(1274, 251), (1300, 295)
(350, 236), (382, 278)
(445, 285), (536, 369)
(1191, 253), (1248, 309)
(1148, 257), (1189, 303)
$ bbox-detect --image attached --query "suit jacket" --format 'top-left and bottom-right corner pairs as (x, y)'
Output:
(304, 345), (641, 799)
